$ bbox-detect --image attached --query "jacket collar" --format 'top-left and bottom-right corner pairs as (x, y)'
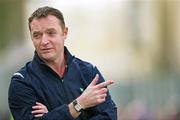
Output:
(33, 46), (74, 66)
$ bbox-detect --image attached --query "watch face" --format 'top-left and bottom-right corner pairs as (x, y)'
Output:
(75, 104), (81, 112)
(73, 99), (83, 112)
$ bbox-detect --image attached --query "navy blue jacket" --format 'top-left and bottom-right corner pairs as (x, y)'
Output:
(8, 47), (117, 120)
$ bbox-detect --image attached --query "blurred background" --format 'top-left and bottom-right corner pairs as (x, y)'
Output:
(0, 0), (180, 119)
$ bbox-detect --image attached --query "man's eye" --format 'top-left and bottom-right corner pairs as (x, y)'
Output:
(48, 31), (56, 35)
(33, 33), (41, 38)
(48, 32), (56, 35)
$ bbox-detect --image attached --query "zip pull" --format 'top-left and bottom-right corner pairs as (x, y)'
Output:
(80, 87), (84, 93)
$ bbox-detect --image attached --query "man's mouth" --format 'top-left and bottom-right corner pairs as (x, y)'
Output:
(41, 48), (52, 53)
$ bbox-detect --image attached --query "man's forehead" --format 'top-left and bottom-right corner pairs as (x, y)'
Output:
(30, 15), (61, 28)
(30, 17), (61, 32)
(31, 27), (57, 33)
(31, 16), (59, 25)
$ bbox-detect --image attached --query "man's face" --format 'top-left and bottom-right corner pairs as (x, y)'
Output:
(30, 15), (68, 62)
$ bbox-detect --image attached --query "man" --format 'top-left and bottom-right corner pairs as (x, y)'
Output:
(8, 6), (117, 120)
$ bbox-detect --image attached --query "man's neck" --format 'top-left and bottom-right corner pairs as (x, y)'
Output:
(46, 54), (67, 78)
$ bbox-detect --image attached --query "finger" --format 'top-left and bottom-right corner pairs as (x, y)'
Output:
(32, 109), (45, 114)
(32, 105), (43, 109)
(36, 102), (44, 106)
(98, 94), (107, 99)
(34, 114), (44, 117)
(32, 103), (46, 109)
(96, 80), (114, 88)
(97, 97), (106, 104)
(99, 88), (108, 94)
(89, 74), (99, 86)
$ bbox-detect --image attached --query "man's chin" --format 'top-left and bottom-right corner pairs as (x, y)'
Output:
(40, 54), (55, 62)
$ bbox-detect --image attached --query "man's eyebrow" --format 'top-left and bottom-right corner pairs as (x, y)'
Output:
(32, 31), (41, 34)
(46, 28), (56, 31)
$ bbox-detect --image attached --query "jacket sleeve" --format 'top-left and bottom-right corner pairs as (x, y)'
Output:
(8, 75), (74, 120)
(79, 63), (117, 120)
(89, 93), (117, 120)
(91, 67), (117, 120)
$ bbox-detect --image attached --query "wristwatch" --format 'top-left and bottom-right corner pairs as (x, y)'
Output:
(73, 99), (83, 112)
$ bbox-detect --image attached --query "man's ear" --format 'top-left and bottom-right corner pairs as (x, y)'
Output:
(63, 27), (68, 36)
(62, 27), (68, 40)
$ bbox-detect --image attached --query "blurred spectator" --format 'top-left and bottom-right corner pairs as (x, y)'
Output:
(122, 99), (153, 120)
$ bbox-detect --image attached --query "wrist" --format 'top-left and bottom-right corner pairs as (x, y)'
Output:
(72, 99), (84, 112)
(68, 103), (80, 119)
(76, 97), (86, 109)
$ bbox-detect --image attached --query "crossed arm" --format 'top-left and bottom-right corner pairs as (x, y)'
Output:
(9, 74), (117, 120)
(31, 74), (114, 119)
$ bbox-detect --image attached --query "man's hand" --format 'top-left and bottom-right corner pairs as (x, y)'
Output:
(77, 74), (114, 109)
(32, 102), (48, 117)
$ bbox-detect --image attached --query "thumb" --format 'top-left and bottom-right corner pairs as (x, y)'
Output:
(89, 74), (99, 86)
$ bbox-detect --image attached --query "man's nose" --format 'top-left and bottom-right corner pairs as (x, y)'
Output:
(41, 34), (49, 45)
